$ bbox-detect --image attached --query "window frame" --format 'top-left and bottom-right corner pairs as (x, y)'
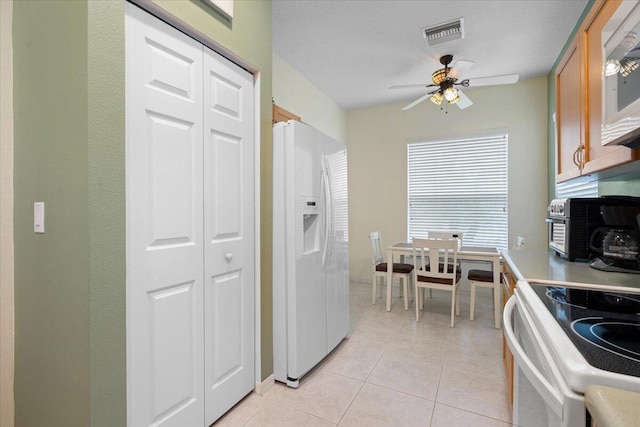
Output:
(407, 129), (509, 251)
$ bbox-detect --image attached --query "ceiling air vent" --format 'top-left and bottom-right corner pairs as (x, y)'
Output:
(422, 18), (464, 46)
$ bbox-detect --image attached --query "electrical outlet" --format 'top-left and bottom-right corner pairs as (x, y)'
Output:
(34, 202), (45, 233)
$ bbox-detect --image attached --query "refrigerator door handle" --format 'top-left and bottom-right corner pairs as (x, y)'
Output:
(325, 157), (334, 260)
(321, 158), (331, 266)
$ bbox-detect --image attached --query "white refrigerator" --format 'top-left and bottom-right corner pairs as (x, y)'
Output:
(272, 120), (350, 388)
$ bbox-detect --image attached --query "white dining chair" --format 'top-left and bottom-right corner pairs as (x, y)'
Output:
(412, 237), (461, 327)
(369, 231), (414, 310)
(469, 235), (526, 321)
(427, 231), (463, 247)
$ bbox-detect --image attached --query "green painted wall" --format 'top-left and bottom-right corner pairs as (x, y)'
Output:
(599, 174), (640, 195)
(13, 1), (90, 425)
(13, 1), (272, 426)
(87, 2), (126, 426)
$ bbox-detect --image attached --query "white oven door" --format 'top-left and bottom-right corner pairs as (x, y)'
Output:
(504, 295), (573, 427)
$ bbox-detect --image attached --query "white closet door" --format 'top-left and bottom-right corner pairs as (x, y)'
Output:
(202, 46), (255, 425)
(126, 4), (205, 426)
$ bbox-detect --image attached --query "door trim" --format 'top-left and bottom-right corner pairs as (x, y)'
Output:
(126, 0), (262, 386)
(0, 1), (15, 425)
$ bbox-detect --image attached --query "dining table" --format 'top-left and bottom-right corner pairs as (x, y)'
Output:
(386, 241), (502, 329)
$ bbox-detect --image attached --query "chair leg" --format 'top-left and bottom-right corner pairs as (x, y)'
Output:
(455, 285), (460, 316)
(450, 290), (456, 328)
(470, 282), (476, 320)
(415, 285), (420, 321)
(403, 276), (409, 310)
(419, 287), (424, 310)
(372, 275), (377, 305)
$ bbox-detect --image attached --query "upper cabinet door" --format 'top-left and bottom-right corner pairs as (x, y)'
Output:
(126, 4), (205, 427)
(583, 0), (640, 175)
(556, 38), (584, 182)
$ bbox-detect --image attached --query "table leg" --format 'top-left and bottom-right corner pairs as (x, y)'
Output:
(493, 257), (501, 329)
(386, 248), (393, 311)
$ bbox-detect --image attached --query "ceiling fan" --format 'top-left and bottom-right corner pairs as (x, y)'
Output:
(389, 54), (519, 111)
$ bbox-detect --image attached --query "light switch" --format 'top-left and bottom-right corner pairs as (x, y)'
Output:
(34, 202), (45, 233)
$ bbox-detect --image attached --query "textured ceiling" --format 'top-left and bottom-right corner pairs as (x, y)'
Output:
(272, 0), (589, 111)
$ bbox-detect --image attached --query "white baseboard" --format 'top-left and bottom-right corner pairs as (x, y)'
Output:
(255, 374), (275, 396)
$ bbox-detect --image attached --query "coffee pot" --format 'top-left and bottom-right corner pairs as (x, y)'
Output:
(589, 227), (639, 265)
(588, 202), (640, 273)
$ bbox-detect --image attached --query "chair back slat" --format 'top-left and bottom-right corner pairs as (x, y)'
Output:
(369, 231), (384, 265)
(412, 237), (458, 281)
(427, 231), (463, 248)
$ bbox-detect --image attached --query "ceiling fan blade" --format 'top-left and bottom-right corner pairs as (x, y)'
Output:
(389, 83), (437, 90)
(449, 60), (474, 79)
(402, 92), (432, 110)
(456, 89), (473, 109)
(466, 74), (519, 87)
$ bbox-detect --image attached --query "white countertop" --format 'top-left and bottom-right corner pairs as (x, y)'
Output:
(502, 250), (640, 293)
(585, 385), (640, 427)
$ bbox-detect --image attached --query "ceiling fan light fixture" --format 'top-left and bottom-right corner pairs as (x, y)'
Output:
(432, 68), (448, 84)
(622, 31), (638, 52)
(447, 93), (460, 105)
(443, 86), (458, 101)
(605, 58), (621, 76)
(621, 58), (639, 77)
(430, 91), (444, 105)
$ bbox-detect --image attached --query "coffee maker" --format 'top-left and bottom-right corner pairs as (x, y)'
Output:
(589, 196), (640, 273)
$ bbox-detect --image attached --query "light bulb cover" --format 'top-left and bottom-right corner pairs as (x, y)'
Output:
(430, 91), (443, 105)
(432, 68), (448, 84)
(443, 86), (458, 101)
(621, 58), (639, 77)
(605, 58), (621, 76)
(447, 93), (460, 105)
(622, 31), (638, 52)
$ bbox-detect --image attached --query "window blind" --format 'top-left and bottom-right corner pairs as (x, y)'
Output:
(556, 179), (598, 198)
(327, 150), (349, 241)
(407, 132), (508, 250)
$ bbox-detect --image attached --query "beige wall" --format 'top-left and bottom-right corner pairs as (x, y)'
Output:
(0, 1), (15, 426)
(273, 54), (347, 142)
(347, 77), (549, 281)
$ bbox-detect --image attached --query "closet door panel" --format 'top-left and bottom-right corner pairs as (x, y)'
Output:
(203, 46), (255, 425)
(126, 4), (204, 427)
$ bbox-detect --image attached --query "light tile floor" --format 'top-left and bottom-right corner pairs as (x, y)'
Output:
(213, 280), (512, 427)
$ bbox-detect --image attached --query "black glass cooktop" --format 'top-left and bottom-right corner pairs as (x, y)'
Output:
(531, 285), (640, 378)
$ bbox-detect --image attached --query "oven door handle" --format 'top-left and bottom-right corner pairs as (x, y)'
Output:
(503, 296), (564, 418)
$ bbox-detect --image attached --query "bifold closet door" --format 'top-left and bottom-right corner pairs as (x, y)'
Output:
(202, 45), (255, 425)
(126, 3), (254, 426)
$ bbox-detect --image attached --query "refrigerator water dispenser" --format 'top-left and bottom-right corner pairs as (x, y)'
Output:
(302, 197), (320, 255)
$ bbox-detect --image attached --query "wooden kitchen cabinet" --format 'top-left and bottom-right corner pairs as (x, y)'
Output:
(556, 0), (640, 183)
(583, 0), (640, 176)
(556, 37), (585, 182)
(501, 263), (517, 407)
(273, 103), (301, 124)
